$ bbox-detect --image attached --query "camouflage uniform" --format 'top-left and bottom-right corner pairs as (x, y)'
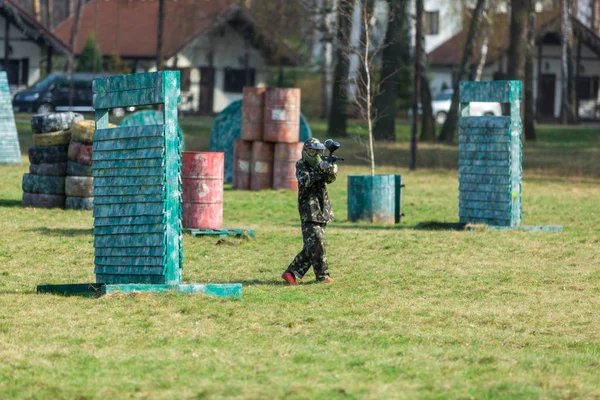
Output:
(286, 159), (337, 281)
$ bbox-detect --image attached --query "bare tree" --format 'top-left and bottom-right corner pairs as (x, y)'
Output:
(157, 0), (166, 70)
(438, 0), (487, 143)
(328, 0), (355, 137)
(418, 0), (435, 142)
(524, 0), (537, 140)
(66, 0), (83, 110)
(373, 0), (408, 142)
(560, 0), (577, 123)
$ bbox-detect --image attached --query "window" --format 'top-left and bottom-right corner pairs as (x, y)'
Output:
(424, 11), (440, 35)
(223, 68), (255, 93)
(576, 76), (599, 100)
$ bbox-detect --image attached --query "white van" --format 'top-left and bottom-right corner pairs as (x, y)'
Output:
(432, 90), (502, 124)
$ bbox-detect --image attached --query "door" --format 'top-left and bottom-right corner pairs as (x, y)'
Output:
(198, 67), (215, 115)
(539, 74), (556, 118)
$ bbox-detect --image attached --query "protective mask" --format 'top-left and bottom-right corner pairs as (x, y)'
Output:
(303, 150), (322, 167)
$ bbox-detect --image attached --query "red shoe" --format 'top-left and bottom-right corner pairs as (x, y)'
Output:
(320, 277), (334, 284)
(281, 272), (297, 285)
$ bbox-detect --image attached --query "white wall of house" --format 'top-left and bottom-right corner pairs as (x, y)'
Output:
(0, 16), (42, 91)
(165, 24), (268, 113)
(422, 0), (463, 53)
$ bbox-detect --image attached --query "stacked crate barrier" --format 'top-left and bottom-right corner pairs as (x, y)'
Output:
(458, 81), (522, 228)
(233, 87), (302, 191)
(0, 72), (21, 165)
(22, 112), (83, 208)
(66, 120), (116, 210)
(92, 71), (183, 285)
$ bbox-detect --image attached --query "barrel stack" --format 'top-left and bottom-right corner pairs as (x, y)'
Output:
(22, 112), (83, 208)
(234, 87), (303, 191)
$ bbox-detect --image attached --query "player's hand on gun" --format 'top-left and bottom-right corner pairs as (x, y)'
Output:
(317, 160), (338, 175)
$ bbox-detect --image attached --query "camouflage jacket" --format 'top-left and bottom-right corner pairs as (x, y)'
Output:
(296, 159), (336, 223)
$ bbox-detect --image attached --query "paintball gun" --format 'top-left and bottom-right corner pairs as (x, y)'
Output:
(322, 139), (345, 164)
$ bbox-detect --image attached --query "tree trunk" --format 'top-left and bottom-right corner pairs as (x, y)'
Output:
(474, 13), (489, 81)
(66, 0), (83, 110)
(438, 0), (487, 143)
(524, 0), (537, 140)
(560, 0), (576, 123)
(320, 0), (333, 119)
(328, 0), (354, 137)
(373, 0), (407, 142)
(355, 0), (375, 112)
(157, 0), (166, 71)
(507, 0), (528, 80)
(419, 0), (435, 142)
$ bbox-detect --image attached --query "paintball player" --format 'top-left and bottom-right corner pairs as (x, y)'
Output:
(282, 138), (338, 285)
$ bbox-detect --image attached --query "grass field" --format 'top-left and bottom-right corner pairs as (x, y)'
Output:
(0, 116), (599, 399)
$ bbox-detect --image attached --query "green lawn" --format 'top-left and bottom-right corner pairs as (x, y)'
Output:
(0, 116), (599, 399)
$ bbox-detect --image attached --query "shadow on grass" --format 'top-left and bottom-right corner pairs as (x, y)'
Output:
(220, 279), (324, 286)
(309, 221), (469, 231)
(26, 227), (93, 237)
(0, 199), (22, 208)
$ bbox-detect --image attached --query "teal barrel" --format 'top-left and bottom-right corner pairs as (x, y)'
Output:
(348, 175), (400, 224)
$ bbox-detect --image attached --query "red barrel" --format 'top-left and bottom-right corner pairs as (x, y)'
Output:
(181, 152), (224, 229)
(264, 88), (301, 143)
(250, 141), (274, 191)
(242, 87), (265, 141)
(233, 139), (252, 190)
(273, 142), (303, 190)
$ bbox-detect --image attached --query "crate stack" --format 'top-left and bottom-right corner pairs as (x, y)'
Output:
(22, 112), (83, 208)
(234, 87), (303, 191)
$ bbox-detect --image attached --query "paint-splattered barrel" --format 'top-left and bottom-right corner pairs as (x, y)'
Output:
(233, 139), (252, 190)
(273, 142), (303, 190)
(181, 152), (224, 229)
(347, 175), (401, 224)
(241, 87), (265, 141)
(264, 88), (300, 143)
(250, 141), (274, 191)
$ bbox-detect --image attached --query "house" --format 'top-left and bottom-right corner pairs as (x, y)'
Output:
(0, 0), (71, 92)
(427, 7), (600, 121)
(53, 0), (301, 114)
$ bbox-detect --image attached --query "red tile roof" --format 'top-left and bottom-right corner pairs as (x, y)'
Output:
(54, 0), (236, 59)
(428, 10), (563, 67)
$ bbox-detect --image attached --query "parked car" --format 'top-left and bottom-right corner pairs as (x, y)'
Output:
(12, 73), (134, 115)
(431, 90), (502, 124)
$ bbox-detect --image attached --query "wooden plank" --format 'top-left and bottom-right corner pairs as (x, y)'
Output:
(94, 186), (164, 197)
(93, 137), (164, 152)
(92, 148), (164, 162)
(96, 274), (165, 285)
(103, 283), (243, 298)
(37, 283), (106, 297)
(95, 266), (164, 275)
(93, 194), (164, 205)
(459, 200), (511, 212)
(458, 143), (512, 153)
(94, 233), (164, 248)
(92, 167), (164, 178)
(93, 87), (163, 109)
(459, 80), (522, 103)
(95, 246), (164, 257)
(458, 182), (511, 193)
(93, 203), (164, 218)
(93, 72), (162, 94)
(93, 176), (164, 187)
(459, 151), (511, 161)
(460, 216), (511, 226)
(459, 191), (511, 203)
(94, 224), (164, 235)
(458, 134), (511, 144)
(93, 158), (163, 170)
(459, 208), (511, 221)
(458, 128), (511, 136)
(95, 256), (164, 266)
(458, 159), (511, 167)
(458, 116), (510, 129)
(459, 174), (511, 185)
(94, 125), (164, 142)
(458, 165), (511, 176)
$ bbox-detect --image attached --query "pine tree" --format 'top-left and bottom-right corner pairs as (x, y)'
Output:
(76, 33), (103, 73)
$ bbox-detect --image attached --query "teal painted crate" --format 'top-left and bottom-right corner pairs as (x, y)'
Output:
(93, 71), (183, 286)
(0, 72), (21, 164)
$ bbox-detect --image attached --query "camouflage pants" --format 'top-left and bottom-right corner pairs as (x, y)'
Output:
(287, 222), (330, 281)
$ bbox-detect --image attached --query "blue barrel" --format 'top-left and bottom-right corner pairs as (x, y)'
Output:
(348, 175), (402, 224)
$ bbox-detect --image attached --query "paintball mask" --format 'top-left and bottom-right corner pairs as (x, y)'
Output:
(302, 138), (326, 167)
